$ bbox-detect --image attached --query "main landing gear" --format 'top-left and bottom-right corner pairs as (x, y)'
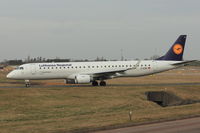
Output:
(92, 80), (107, 86)
(92, 81), (98, 86)
(25, 80), (31, 87)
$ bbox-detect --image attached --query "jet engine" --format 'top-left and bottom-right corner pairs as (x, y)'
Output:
(65, 75), (92, 84)
(75, 75), (91, 84)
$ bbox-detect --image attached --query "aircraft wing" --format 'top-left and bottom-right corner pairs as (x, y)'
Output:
(87, 68), (130, 80)
(86, 60), (141, 80)
(171, 60), (198, 66)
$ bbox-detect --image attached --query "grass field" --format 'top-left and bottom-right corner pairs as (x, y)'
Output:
(0, 67), (200, 133)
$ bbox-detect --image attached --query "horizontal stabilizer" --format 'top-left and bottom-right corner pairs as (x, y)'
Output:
(171, 60), (198, 66)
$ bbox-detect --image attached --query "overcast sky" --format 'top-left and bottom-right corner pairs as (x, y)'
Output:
(0, 0), (200, 61)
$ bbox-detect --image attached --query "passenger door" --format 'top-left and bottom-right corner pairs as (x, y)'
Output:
(31, 64), (36, 75)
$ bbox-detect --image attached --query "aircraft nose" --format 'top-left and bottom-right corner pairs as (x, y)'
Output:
(7, 72), (14, 79)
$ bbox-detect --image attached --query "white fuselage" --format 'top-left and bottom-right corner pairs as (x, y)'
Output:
(7, 60), (180, 81)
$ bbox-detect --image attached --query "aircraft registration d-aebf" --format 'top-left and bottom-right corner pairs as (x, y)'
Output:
(7, 35), (195, 87)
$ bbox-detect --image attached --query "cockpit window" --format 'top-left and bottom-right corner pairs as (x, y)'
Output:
(15, 67), (24, 70)
(15, 67), (20, 70)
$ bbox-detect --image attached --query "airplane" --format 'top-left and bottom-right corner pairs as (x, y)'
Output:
(7, 35), (196, 87)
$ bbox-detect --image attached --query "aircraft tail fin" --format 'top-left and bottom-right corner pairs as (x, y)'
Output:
(156, 35), (186, 61)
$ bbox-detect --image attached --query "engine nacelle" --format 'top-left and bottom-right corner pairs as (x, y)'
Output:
(65, 75), (91, 84)
(75, 75), (91, 84)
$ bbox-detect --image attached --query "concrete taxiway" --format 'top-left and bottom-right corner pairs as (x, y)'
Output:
(95, 117), (200, 133)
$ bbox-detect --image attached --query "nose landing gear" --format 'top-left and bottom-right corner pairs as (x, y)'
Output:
(25, 80), (31, 87)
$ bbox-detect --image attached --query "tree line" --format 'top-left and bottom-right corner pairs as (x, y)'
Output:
(0, 56), (107, 66)
(1, 56), (199, 66)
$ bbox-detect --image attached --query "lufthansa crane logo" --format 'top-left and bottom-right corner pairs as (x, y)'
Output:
(173, 44), (183, 55)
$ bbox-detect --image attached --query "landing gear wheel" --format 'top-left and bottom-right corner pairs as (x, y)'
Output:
(25, 80), (31, 88)
(25, 84), (30, 87)
(92, 81), (98, 86)
(25, 83), (31, 87)
(100, 81), (106, 86)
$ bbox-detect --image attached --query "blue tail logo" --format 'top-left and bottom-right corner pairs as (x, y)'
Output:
(156, 35), (186, 61)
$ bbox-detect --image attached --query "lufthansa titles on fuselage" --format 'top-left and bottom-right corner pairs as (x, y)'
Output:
(39, 64), (72, 68)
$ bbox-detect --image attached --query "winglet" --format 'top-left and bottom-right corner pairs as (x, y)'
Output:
(156, 35), (186, 61)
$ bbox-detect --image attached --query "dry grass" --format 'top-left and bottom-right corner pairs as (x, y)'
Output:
(0, 66), (200, 133)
